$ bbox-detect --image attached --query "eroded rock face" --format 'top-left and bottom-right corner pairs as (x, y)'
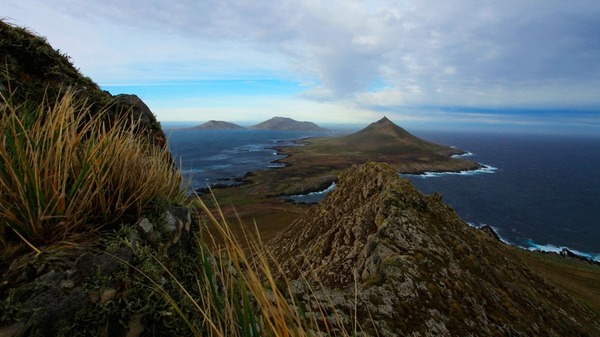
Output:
(269, 162), (600, 336)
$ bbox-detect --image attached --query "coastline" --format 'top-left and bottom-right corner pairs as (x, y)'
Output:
(183, 128), (488, 200)
(468, 222), (600, 264)
(192, 131), (600, 268)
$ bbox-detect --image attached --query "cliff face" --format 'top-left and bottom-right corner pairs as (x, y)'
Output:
(269, 162), (600, 336)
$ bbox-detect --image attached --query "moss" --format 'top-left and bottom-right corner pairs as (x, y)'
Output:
(56, 229), (205, 336)
(362, 276), (382, 288)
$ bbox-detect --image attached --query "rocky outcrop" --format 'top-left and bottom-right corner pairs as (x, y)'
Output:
(268, 162), (600, 336)
(0, 205), (195, 337)
(110, 94), (167, 147)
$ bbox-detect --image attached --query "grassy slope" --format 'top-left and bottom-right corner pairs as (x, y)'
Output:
(202, 132), (480, 240)
(512, 248), (600, 315)
(2, 21), (346, 337)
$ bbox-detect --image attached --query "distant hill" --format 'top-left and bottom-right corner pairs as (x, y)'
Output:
(190, 120), (246, 130)
(250, 117), (327, 131)
(251, 116), (480, 196)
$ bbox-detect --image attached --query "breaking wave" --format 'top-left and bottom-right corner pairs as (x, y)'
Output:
(467, 223), (600, 262)
(525, 240), (600, 262)
(283, 182), (336, 203)
(409, 164), (497, 178)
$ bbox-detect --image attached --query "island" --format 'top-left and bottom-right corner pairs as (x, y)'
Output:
(189, 120), (246, 130)
(3, 19), (599, 337)
(250, 116), (327, 131)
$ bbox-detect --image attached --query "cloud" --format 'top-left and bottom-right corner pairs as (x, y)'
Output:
(2, 0), (600, 125)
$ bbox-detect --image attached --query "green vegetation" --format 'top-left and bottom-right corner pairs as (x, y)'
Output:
(0, 89), (185, 259)
(513, 248), (600, 316)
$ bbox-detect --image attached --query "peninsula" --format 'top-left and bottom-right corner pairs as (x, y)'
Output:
(203, 116), (481, 240)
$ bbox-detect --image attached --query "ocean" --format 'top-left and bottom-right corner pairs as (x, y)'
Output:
(406, 130), (600, 261)
(164, 125), (600, 261)
(164, 126), (336, 190)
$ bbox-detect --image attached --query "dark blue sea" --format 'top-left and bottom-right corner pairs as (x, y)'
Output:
(165, 125), (600, 261)
(405, 130), (600, 261)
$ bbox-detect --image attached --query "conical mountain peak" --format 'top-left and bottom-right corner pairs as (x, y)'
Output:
(360, 116), (414, 138)
(331, 116), (442, 153)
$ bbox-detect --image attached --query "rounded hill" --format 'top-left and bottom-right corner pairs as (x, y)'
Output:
(250, 116), (327, 131)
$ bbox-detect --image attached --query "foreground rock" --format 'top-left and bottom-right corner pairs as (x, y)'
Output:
(0, 205), (197, 336)
(268, 162), (600, 336)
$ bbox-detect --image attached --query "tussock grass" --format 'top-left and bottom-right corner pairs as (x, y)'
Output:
(152, 194), (359, 337)
(0, 89), (185, 257)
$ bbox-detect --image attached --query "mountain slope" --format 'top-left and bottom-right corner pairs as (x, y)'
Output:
(0, 20), (165, 146)
(250, 116), (326, 131)
(331, 116), (459, 155)
(190, 120), (246, 130)
(268, 162), (600, 336)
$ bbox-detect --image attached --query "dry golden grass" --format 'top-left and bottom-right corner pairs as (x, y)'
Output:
(153, 194), (360, 337)
(0, 89), (185, 257)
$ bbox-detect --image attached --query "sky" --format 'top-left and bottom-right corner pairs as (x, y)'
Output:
(2, 0), (600, 133)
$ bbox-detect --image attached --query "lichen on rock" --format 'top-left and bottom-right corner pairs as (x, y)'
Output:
(268, 162), (600, 336)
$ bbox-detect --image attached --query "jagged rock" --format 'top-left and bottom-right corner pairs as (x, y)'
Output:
(268, 162), (600, 336)
(478, 225), (501, 242)
(558, 248), (600, 266)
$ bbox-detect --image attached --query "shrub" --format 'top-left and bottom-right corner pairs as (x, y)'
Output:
(0, 89), (185, 257)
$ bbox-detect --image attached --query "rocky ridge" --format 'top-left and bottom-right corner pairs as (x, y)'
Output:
(268, 162), (600, 336)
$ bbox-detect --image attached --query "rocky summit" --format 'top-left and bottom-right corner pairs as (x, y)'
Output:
(268, 162), (600, 336)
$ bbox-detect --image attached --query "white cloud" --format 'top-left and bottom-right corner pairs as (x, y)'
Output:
(2, 0), (599, 125)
